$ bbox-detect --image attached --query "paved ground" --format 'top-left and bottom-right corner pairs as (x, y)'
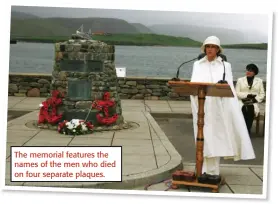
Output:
(5, 96), (266, 195)
(134, 162), (263, 194)
(154, 117), (265, 165)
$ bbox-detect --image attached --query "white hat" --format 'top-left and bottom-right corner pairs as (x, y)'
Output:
(200, 36), (223, 53)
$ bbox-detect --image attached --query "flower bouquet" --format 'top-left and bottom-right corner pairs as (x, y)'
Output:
(58, 119), (94, 135)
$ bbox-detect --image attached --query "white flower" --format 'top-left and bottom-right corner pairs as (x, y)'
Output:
(39, 104), (43, 107)
(67, 124), (74, 129)
(61, 119), (92, 134)
(71, 119), (80, 124)
(81, 124), (88, 131)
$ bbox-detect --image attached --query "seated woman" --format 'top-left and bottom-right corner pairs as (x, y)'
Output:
(235, 64), (265, 134)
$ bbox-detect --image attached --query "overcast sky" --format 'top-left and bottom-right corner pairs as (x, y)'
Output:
(11, 6), (269, 38)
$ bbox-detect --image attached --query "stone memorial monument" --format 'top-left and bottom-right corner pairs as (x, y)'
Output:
(48, 34), (125, 129)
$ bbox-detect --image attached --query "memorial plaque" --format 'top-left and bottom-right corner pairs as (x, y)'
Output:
(67, 78), (92, 100)
(60, 60), (103, 72)
(87, 60), (103, 72)
(60, 60), (86, 72)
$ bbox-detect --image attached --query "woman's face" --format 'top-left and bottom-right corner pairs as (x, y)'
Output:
(205, 44), (219, 60)
(246, 70), (255, 77)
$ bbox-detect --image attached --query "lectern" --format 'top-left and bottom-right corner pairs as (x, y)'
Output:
(168, 80), (234, 193)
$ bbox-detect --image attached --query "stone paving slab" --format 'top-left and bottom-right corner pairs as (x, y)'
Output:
(229, 185), (263, 194)
(7, 97), (25, 108)
(171, 108), (192, 113)
(9, 97), (45, 110)
(113, 131), (152, 140)
(224, 174), (262, 185)
(123, 107), (146, 112)
(7, 124), (39, 131)
(251, 167), (263, 177)
(121, 100), (144, 105)
(75, 131), (114, 139)
(69, 138), (112, 146)
(7, 110), (39, 125)
(30, 130), (73, 139)
(150, 108), (172, 112)
(168, 101), (191, 106)
(219, 166), (255, 176)
(112, 139), (152, 146)
(145, 100), (169, 105)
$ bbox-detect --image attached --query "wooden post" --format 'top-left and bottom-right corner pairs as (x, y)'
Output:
(196, 86), (206, 177)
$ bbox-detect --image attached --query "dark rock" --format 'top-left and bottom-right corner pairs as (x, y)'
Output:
(27, 88), (40, 97)
(38, 79), (50, 84)
(9, 84), (18, 93)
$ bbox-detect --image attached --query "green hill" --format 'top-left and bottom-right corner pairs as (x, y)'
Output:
(10, 13), (267, 50)
(10, 17), (139, 38)
(90, 33), (202, 46)
(222, 43), (267, 50)
(10, 18), (72, 37)
(12, 33), (203, 47)
(11, 11), (40, 19)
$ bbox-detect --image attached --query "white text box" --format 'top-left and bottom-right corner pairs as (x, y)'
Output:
(11, 146), (122, 182)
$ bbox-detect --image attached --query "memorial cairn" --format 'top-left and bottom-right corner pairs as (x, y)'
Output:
(37, 32), (130, 135)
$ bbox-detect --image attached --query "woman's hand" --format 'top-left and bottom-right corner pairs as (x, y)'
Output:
(247, 94), (257, 99)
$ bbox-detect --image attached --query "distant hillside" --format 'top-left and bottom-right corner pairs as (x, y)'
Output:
(149, 24), (248, 44)
(10, 17), (140, 37)
(10, 18), (73, 37)
(222, 43), (267, 50)
(12, 33), (203, 47)
(11, 11), (39, 19)
(92, 33), (202, 46)
(131, 23), (153, 33)
(49, 17), (139, 34)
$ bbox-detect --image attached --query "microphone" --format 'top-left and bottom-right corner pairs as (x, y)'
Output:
(172, 57), (198, 81)
(172, 53), (228, 81)
(217, 59), (228, 84)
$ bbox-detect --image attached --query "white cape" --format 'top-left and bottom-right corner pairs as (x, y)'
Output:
(190, 56), (255, 161)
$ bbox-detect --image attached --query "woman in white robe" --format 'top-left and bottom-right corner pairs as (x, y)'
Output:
(190, 36), (256, 176)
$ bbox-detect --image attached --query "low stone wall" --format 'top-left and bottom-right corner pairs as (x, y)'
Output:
(9, 73), (52, 97)
(117, 77), (189, 100)
(8, 73), (267, 100)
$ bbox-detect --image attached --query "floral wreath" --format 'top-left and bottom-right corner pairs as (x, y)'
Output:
(58, 119), (94, 135)
(38, 90), (64, 125)
(92, 92), (118, 125)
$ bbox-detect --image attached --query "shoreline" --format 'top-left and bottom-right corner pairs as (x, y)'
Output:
(11, 38), (268, 50)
